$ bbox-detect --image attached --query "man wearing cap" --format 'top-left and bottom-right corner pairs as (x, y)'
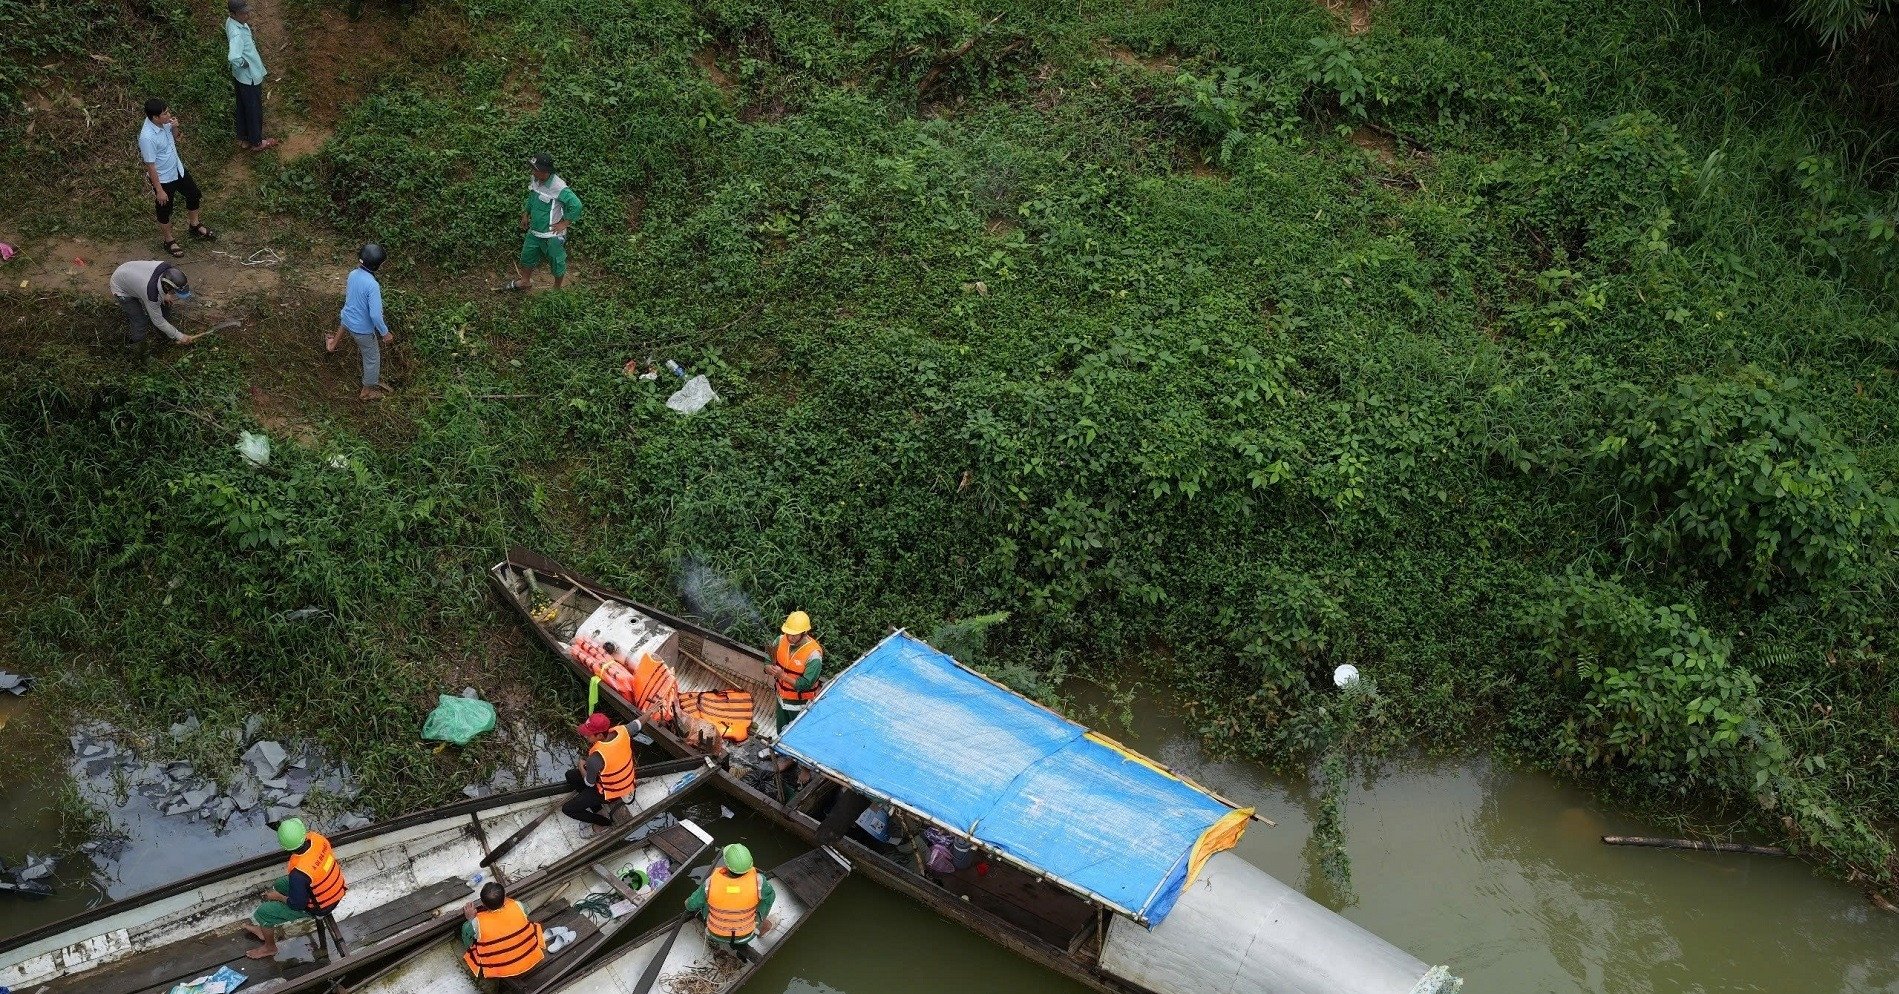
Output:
(243, 818), (347, 959)
(768, 611), (825, 730)
(686, 844), (776, 949)
(500, 153), (583, 291)
(328, 243), (394, 400)
(562, 712), (638, 830)
(224, 0), (277, 152)
(109, 259), (206, 345)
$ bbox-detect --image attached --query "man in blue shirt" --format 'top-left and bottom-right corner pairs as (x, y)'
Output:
(225, 0), (277, 152)
(139, 99), (216, 257)
(330, 243), (394, 400)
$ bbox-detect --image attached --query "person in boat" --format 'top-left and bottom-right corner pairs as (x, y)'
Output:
(243, 818), (347, 959)
(684, 844), (775, 949)
(563, 712), (637, 830)
(461, 881), (547, 979)
(768, 611), (825, 729)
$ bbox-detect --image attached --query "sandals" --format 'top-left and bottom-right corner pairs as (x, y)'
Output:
(163, 239), (185, 257)
(189, 223), (217, 241)
(249, 138), (280, 152)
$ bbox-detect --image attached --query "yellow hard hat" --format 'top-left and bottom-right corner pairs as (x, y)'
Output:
(781, 611), (812, 635)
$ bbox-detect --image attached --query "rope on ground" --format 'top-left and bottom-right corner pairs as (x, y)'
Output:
(211, 247), (285, 267)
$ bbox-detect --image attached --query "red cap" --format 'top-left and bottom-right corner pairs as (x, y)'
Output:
(577, 713), (612, 736)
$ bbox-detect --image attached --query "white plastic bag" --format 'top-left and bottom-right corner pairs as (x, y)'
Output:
(665, 374), (720, 415)
(235, 431), (271, 467)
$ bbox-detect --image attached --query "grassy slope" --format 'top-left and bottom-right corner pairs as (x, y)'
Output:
(3, 0), (1897, 881)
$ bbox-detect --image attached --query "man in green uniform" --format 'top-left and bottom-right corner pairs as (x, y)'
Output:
(501, 152), (582, 291)
(684, 844), (776, 950)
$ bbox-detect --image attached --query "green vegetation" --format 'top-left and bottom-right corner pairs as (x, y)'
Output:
(3, 0), (1897, 890)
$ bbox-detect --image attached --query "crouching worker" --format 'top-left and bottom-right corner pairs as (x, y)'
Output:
(686, 844), (775, 950)
(110, 259), (205, 346)
(244, 818), (346, 959)
(462, 882), (546, 979)
(563, 712), (637, 831)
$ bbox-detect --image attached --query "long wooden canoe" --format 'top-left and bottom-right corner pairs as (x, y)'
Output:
(0, 762), (711, 994)
(547, 846), (851, 994)
(340, 814), (715, 994)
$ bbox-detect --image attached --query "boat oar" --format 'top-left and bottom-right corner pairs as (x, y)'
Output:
(479, 757), (704, 869)
(628, 913), (693, 994)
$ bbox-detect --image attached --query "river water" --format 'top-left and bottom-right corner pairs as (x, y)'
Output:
(6, 689), (1899, 992)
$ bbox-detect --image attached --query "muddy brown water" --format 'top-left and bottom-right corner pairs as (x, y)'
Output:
(7, 690), (1899, 992)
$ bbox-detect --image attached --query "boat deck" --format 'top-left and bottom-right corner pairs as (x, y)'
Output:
(41, 876), (467, 994)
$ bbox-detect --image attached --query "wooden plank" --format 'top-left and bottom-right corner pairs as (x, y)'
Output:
(592, 864), (643, 904)
(645, 823), (702, 866)
(343, 878), (468, 944)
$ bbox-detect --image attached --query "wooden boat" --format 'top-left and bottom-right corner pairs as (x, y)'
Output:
(545, 847), (850, 994)
(490, 549), (1460, 994)
(0, 762), (711, 994)
(340, 814), (715, 994)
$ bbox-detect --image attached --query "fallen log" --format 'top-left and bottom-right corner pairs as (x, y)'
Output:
(1601, 835), (1787, 857)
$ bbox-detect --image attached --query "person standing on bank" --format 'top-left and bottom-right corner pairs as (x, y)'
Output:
(139, 99), (216, 258)
(224, 0), (278, 152)
(109, 259), (206, 346)
(499, 153), (581, 291)
(329, 243), (393, 400)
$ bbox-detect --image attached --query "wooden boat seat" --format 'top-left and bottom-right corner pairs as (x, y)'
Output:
(38, 876), (466, 994)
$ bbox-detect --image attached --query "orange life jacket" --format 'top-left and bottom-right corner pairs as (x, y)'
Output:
(774, 635), (824, 704)
(678, 689), (753, 742)
(286, 832), (347, 914)
(704, 867), (760, 940)
(628, 653), (679, 722)
(462, 898), (546, 978)
(589, 725), (637, 801)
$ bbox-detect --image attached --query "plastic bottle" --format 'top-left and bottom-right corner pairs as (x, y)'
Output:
(664, 359), (687, 380)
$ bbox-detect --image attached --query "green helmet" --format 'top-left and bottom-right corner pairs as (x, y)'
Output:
(722, 843), (753, 874)
(277, 817), (307, 851)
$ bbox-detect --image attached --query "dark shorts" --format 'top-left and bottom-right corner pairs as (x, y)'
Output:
(155, 172), (202, 224)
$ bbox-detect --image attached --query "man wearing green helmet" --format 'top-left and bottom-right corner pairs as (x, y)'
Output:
(242, 818), (349, 959)
(684, 843), (776, 948)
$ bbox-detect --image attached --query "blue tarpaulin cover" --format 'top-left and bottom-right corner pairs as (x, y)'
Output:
(775, 632), (1240, 924)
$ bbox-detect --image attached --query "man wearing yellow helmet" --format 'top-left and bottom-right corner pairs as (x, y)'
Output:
(768, 611), (825, 730)
(684, 844), (776, 949)
(243, 818), (347, 959)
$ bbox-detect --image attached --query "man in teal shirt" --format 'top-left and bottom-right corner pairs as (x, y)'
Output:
(225, 0), (276, 151)
(501, 153), (582, 291)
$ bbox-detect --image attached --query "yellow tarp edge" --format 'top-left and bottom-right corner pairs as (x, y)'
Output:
(1187, 807), (1252, 886)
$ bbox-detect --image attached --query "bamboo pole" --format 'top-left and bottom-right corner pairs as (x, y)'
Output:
(1601, 835), (1787, 857)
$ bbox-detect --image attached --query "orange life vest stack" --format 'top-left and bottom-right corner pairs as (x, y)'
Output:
(679, 689), (754, 742)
